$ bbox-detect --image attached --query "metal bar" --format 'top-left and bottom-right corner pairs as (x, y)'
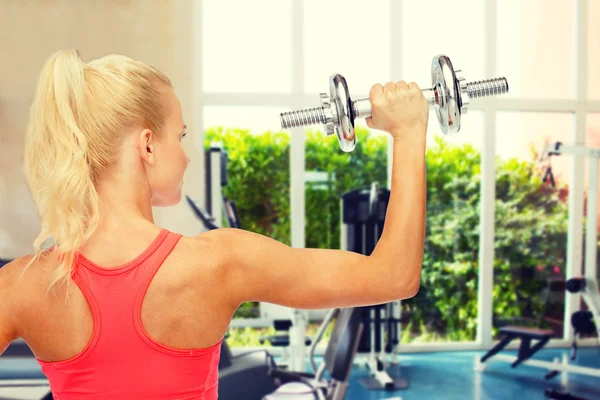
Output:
(287, 0), (308, 373)
(545, 143), (600, 159)
(586, 158), (598, 281)
(194, 0), (207, 209)
(477, 0), (497, 347)
(1, 339), (33, 357)
(480, 354), (600, 378)
(0, 380), (49, 388)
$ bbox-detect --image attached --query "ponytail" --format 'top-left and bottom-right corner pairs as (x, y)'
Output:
(22, 49), (172, 298)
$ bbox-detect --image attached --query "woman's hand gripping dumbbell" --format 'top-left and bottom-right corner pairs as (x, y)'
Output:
(365, 81), (429, 146)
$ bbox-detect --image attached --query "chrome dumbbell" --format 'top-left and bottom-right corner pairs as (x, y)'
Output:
(280, 54), (509, 152)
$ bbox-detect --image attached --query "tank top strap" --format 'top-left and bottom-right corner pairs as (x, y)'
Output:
(140, 230), (183, 279)
(133, 230), (183, 300)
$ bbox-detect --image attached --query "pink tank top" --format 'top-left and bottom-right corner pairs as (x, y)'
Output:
(36, 229), (223, 399)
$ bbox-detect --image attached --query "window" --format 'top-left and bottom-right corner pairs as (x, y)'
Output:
(497, 0), (576, 99)
(586, 114), (600, 288)
(202, 0), (292, 93)
(402, 0), (485, 88)
(493, 112), (574, 339)
(198, 0), (593, 350)
(397, 0), (485, 343)
(303, 0), (391, 94)
(587, 114), (600, 147)
(400, 111), (484, 343)
(588, 1), (600, 99)
(582, 114), (600, 338)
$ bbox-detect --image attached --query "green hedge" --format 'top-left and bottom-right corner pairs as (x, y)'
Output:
(204, 127), (569, 343)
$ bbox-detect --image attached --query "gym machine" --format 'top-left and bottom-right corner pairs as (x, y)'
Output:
(477, 142), (600, 399)
(476, 275), (600, 400)
(280, 54), (509, 152)
(341, 182), (407, 390)
(202, 142), (239, 230)
(263, 307), (365, 400)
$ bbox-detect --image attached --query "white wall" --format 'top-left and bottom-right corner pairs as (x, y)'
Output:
(0, 0), (206, 258)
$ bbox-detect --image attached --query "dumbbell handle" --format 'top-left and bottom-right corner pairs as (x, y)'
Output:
(351, 88), (436, 119)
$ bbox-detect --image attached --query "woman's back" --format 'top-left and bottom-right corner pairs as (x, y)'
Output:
(20, 227), (232, 362)
(13, 227), (234, 399)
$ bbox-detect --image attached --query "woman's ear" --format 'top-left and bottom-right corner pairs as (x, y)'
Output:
(139, 128), (156, 165)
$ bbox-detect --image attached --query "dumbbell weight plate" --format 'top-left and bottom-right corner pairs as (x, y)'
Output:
(431, 55), (462, 135)
(330, 74), (357, 152)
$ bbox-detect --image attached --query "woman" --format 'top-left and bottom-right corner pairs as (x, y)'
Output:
(0, 49), (428, 399)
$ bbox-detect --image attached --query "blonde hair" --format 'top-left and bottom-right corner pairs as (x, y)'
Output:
(22, 49), (172, 297)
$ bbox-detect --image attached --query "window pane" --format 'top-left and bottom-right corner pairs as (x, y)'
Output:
(204, 107), (291, 328)
(497, 0), (576, 99)
(399, 111), (483, 343)
(494, 112), (574, 340)
(304, 126), (389, 249)
(304, 0), (391, 94)
(303, 111), (484, 344)
(584, 114), (600, 338)
(587, 114), (600, 147)
(202, 0), (292, 93)
(402, 0), (485, 89)
(589, 2), (600, 99)
(587, 114), (600, 283)
(496, 112), (573, 179)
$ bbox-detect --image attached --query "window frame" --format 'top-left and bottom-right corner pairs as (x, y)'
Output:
(195, 0), (600, 351)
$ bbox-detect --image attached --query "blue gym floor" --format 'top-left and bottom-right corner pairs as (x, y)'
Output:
(1, 348), (599, 399)
(342, 348), (600, 400)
